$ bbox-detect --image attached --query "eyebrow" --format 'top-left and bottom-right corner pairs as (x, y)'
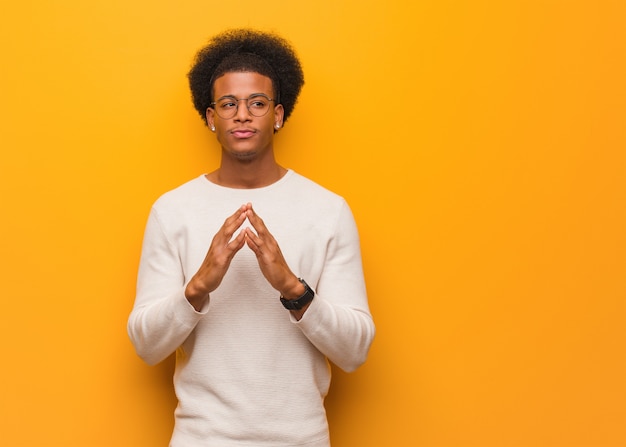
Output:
(216, 93), (271, 101)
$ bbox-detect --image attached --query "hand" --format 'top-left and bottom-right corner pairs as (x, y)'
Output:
(185, 204), (248, 310)
(243, 203), (304, 298)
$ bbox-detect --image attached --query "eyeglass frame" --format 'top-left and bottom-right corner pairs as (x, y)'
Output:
(209, 93), (276, 119)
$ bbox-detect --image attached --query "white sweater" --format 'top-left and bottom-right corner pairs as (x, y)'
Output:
(128, 170), (375, 446)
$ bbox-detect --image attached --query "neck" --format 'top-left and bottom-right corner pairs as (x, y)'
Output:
(207, 155), (287, 189)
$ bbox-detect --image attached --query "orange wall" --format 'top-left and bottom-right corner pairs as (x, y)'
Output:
(1, 1), (625, 446)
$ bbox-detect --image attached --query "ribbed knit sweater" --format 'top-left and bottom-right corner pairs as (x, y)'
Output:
(128, 170), (375, 446)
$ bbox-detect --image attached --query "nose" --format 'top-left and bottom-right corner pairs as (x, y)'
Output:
(234, 98), (251, 121)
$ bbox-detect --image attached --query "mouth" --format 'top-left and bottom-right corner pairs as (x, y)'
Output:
(231, 129), (256, 139)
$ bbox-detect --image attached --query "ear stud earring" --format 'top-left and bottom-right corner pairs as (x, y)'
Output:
(210, 126), (216, 131)
(275, 124), (281, 129)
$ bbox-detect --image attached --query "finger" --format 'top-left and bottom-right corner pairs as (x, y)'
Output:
(245, 206), (268, 235)
(222, 205), (248, 237)
(244, 228), (261, 255)
(228, 204), (248, 224)
(228, 228), (247, 253)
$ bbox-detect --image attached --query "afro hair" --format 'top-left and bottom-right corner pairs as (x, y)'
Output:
(188, 29), (305, 126)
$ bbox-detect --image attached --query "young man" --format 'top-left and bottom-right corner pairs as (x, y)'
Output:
(128, 29), (375, 446)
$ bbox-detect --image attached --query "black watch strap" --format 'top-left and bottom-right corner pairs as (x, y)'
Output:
(280, 278), (315, 310)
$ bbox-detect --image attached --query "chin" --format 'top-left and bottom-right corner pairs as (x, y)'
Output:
(231, 150), (258, 161)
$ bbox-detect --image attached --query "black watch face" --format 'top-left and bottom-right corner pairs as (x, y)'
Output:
(281, 297), (301, 310)
(281, 280), (314, 310)
(290, 301), (302, 310)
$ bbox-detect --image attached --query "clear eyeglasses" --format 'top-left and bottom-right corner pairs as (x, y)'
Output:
(210, 94), (275, 119)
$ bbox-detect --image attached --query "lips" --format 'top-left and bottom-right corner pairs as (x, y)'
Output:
(231, 129), (256, 139)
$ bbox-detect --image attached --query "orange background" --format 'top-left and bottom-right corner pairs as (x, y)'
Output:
(1, 1), (625, 446)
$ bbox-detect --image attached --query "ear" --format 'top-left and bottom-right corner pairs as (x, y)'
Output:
(206, 108), (216, 130)
(274, 103), (285, 129)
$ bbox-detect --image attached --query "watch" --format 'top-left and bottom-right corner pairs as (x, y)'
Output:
(280, 278), (315, 310)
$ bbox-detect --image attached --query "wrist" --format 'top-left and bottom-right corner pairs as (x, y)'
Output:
(279, 276), (306, 300)
(185, 282), (210, 311)
(280, 278), (315, 312)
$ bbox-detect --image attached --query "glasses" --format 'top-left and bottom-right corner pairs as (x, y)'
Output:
(210, 94), (275, 119)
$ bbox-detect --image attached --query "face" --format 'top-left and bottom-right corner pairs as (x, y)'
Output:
(206, 71), (284, 162)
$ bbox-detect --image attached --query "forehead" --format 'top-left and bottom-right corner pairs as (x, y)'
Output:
(213, 71), (274, 98)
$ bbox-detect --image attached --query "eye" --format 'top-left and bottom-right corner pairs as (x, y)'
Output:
(248, 98), (268, 109)
(219, 100), (237, 109)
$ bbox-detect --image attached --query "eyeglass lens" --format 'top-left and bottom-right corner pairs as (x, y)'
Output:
(213, 94), (272, 119)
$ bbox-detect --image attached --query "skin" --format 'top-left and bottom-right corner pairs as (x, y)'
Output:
(206, 72), (285, 189)
(184, 71), (308, 319)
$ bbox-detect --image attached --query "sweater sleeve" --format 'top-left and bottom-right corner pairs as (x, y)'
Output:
(294, 201), (375, 373)
(127, 208), (207, 365)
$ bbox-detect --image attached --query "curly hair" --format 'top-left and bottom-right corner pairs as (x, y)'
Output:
(188, 29), (305, 126)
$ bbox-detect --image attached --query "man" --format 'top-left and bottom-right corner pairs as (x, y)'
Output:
(128, 29), (375, 446)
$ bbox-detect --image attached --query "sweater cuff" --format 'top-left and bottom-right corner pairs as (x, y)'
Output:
(176, 287), (210, 322)
(289, 292), (321, 325)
